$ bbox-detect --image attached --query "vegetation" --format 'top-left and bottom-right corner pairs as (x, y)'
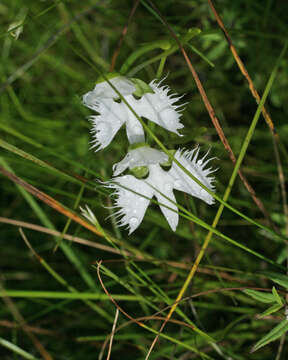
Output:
(1, 0), (288, 359)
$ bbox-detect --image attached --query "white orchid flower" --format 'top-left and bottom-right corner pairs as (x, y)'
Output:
(105, 146), (216, 234)
(82, 75), (184, 150)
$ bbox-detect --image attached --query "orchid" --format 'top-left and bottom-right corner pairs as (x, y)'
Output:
(82, 73), (217, 234)
(82, 75), (184, 150)
(106, 146), (216, 234)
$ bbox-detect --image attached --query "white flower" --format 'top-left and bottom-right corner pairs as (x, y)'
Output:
(105, 146), (216, 234)
(82, 76), (184, 150)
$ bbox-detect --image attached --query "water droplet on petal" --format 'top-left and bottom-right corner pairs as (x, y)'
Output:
(129, 217), (139, 227)
(198, 160), (203, 165)
(154, 103), (161, 111)
(97, 121), (110, 136)
(164, 182), (173, 191)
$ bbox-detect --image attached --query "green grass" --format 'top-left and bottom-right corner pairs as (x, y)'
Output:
(1, 0), (288, 359)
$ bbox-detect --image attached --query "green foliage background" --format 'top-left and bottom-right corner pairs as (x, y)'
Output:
(1, 0), (288, 359)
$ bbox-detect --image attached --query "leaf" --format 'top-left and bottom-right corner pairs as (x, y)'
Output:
(262, 271), (288, 289)
(251, 319), (288, 352)
(259, 304), (283, 318)
(272, 286), (283, 305)
(243, 289), (276, 303)
(132, 78), (154, 97)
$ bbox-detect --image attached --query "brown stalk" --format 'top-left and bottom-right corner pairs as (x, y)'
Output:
(96, 260), (147, 329)
(0, 216), (252, 285)
(207, 0), (275, 132)
(207, 0), (287, 231)
(208, 0), (288, 326)
(146, 0), (271, 226)
(0, 320), (55, 336)
(99, 315), (195, 357)
(110, 0), (140, 71)
(0, 166), (103, 238)
(0, 216), (129, 256)
(143, 1), (276, 355)
(106, 308), (119, 360)
(96, 267), (273, 357)
(96, 261), (200, 357)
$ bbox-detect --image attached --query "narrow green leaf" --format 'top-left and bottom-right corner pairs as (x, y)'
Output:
(272, 286), (283, 305)
(243, 289), (276, 303)
(121, 28), (201, 75)
(251, 319), (288, 352)
(0, 138), (96, 191)
(262, 271), (288, 289)
(0, 337), (39, 360)
(0, 290), (142, 300)
(259, 304), (283, 318)
(0, 159), (99, 295)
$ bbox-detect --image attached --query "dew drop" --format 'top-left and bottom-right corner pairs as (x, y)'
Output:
(155, 104), (161, 111)
(164, 182), (173, 191)
(97, 121), (110, 136)
(129, 217), (139, 227)
(198, 160), (203, 165)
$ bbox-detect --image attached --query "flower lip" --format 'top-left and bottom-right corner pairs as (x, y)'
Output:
(112, 146), (168, 176)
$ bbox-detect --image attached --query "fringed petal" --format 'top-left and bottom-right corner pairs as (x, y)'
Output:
(106, 175), (154, 234)
(154, 186), (179, 231)
(125, 95), (146, 144)
(136, 79), (184, 135)
(147, 165), (179, 231)
(89, 100), (126, 151)
(169, 147), (216, 204)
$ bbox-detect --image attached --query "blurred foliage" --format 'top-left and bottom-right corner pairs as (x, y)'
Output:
(1, 0), (288, 359)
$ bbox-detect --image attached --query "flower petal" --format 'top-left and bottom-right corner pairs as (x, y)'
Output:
(125, 95), (145, 144)
(146, 164), (179, 231)
(113, 146), (168, 176)
(169, 147), (216, 204)
(154, 185), (179, 231)
(136, 79), (184, 135)
(107, 175), (154, 234)
(83, 76), (136, 105)
(89, 100), (126, 151)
